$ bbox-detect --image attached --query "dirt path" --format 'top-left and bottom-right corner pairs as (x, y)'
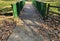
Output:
(7, 2), (45, 41)
(7, 2), (60, 41)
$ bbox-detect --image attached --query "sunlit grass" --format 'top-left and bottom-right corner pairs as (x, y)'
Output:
(46, 2), (60, 13)
(0, 0), (21, 13)
(0, 0), (20, 9)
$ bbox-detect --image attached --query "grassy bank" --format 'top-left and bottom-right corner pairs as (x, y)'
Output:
(0, 0), (20, 9)
(0, 0), (20, 14)
(47, 2), (60, 13)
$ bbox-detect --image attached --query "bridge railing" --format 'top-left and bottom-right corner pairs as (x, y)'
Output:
(47, 4), (60, 16)
(46, 4), (60, 21)
(11, 0), (25, 18)
(32, 0), (60, 19)
(32, 0), (47, 19)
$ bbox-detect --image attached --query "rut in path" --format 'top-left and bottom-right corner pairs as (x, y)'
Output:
(8, 2), (50, 41)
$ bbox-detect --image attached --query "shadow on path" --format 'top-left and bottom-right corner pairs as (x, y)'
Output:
(8, 2), (47, 41)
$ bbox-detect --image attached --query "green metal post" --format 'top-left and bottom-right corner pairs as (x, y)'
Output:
(12, 3), (18, 18)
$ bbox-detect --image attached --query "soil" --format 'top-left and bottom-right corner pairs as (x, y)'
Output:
(0, 17), (16, 41)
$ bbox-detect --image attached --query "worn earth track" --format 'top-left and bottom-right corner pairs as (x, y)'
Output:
(0, 16), (15, 41)
(7, 2), (60, 41)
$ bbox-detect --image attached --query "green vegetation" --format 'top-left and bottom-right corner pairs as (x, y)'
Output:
(40, 0), (60, 13)
(2, 0), (16, 1)
(0, 0), (60, 15)
(47, 2), (60, 13)
(40, 0), (60, 2)
(0, 0), (20, 9)
(0, 0), (20, 14)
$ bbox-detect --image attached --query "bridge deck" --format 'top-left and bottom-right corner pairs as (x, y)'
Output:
(7, 2), (47, 41)
(7, 2), (58, 41)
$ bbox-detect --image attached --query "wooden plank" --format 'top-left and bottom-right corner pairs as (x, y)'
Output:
(49, 11), (60, 15)
(50, 6), (60, 8)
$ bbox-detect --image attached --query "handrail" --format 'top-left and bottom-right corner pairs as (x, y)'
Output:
(32, 0), (60, 19)
(48, 4), (60, 8)
(47, 4), (60, 15)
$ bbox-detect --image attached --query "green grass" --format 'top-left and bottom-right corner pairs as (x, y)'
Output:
(0, 3), (10, 9)
(0, 0), (20, 13)
(46, 2), (60, 14)
(0, 1), (14, 13)
(0, 0), (20, 9)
